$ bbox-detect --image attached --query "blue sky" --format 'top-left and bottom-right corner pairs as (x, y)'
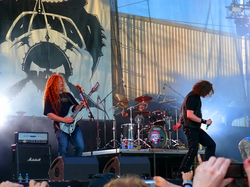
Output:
(117, 0), (237, 34)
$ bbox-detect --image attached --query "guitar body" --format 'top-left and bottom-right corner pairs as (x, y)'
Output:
(59, 106), (82, 134)
(59, 82), (99, 134)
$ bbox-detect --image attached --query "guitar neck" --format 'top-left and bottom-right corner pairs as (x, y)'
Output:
(71, 92), (93, 119)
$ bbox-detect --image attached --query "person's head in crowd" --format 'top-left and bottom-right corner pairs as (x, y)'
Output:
(238, 137), (250, 161)
(88, 173), (118, 187)
(67, 180), (83, 187)
(104, 174), (148, 187)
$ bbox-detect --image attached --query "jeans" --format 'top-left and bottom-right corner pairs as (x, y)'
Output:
(178, 127), (216, 172)
(55, 126), (84, 156)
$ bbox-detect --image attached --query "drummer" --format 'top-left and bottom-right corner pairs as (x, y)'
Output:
(121, 102), (150, 139)
(121, 102), (148, 117)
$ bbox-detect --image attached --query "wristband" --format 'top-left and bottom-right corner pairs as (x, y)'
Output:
(201, 119), (207, 124)
(182, 179), (193, 186)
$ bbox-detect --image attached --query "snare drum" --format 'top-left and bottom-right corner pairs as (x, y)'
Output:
(148, 125), (167, 148)
(121, 123), (134, 139)
(149, 110), (165, 125)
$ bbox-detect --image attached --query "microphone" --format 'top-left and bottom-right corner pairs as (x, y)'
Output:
(75, 84), (84, 90)
(206, 124), (210, 130)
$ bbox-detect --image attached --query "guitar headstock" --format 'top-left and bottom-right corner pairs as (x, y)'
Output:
(91, 82), (100, 93)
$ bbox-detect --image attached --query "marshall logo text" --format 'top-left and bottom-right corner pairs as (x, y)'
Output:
(27, 158), (41, 162)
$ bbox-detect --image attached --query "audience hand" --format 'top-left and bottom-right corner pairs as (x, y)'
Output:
(29, 180), (49, 187)
(153, 176), (180, 187)
(181, 170), (193, 181)
(0, 181), (23, 187)
(193, 156), (233, 187)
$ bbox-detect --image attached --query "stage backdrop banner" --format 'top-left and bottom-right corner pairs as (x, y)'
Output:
(0, 0), (112, 120)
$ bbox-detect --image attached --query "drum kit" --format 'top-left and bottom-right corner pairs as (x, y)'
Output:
(113, 94), (181, 149)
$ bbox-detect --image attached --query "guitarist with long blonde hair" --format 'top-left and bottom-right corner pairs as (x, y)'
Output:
(43, 74), (85, 156)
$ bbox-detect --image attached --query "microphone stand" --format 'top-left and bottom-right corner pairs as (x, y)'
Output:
(79, 89), (95, 156)
(100, 80), (124, 149)
(97, 96), (110, 149)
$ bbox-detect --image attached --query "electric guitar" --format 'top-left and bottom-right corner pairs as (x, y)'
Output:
(59, 82), (99, 134)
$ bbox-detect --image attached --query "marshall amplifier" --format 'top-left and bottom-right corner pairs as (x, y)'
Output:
(12, 144), (51, 181)
(14, 132), (49, 144)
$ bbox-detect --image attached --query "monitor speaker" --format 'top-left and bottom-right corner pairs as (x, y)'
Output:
(103, 156), (150, 178)
(48, 156), (99, 181)
(12, 144), (51, 180)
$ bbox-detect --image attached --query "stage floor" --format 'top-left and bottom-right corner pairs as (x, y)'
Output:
(82, 148), (205, 178)
(82, 148), (205, 156)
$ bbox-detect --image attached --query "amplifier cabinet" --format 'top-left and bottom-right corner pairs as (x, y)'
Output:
(12, 144), (51, 181)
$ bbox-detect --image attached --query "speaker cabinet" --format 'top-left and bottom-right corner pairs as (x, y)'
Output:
(103, 156), (151, 178)
(49, 156), (99, 181)
(12, 144), (51, 180)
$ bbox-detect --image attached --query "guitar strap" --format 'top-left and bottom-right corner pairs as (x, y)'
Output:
(65, 92), (81, 127)
(64, 92), (75, 106)
(55, 93), (75, 132)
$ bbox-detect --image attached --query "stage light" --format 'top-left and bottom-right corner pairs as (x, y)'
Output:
(229, 4), (243, 12)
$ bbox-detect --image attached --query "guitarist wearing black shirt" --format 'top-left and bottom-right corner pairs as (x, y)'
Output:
(178, 80), (216, 174)
(43, 74), (86, 156)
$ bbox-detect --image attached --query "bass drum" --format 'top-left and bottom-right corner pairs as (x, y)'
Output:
(148, 125), (167, 148)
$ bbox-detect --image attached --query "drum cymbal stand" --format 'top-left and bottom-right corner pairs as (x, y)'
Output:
(164, 116), (178, 148)
(171, 105), (181, 147)
(165, 116), (172, 149)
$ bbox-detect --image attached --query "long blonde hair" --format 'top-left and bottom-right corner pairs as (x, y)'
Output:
(43, 74), (68, 114)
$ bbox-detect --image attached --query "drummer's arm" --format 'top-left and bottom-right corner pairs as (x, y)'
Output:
(187, 110), (202, 123)
(121, 109), (128, 117)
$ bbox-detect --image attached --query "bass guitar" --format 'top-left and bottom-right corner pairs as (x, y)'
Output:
(59, 82), (99, 134)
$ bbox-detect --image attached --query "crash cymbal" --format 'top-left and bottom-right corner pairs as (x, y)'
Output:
(113, 93), (129, 108)
(159, 99), (176, 104)
(135, 95), (152, 103)
(133, 110), (150, 116)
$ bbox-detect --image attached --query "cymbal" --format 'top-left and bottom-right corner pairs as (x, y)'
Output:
(133, 110), (150, 116)
(135, 95), (152, 103)
(113, 94), (129, 108)
(159, 99), (176, 104)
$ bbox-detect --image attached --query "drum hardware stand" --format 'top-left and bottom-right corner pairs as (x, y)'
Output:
(124, 103), (151, 148)
(134, 115), (151, 148)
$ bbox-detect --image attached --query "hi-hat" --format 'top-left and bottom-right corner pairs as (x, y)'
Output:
(133, 110), (150, 116)
(135, 95), (152, 103)
(113, 94), (129, 108)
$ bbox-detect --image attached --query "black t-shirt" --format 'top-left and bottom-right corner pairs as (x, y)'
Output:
(184, 91), (202, 128)
(43, 92), (79, 124)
